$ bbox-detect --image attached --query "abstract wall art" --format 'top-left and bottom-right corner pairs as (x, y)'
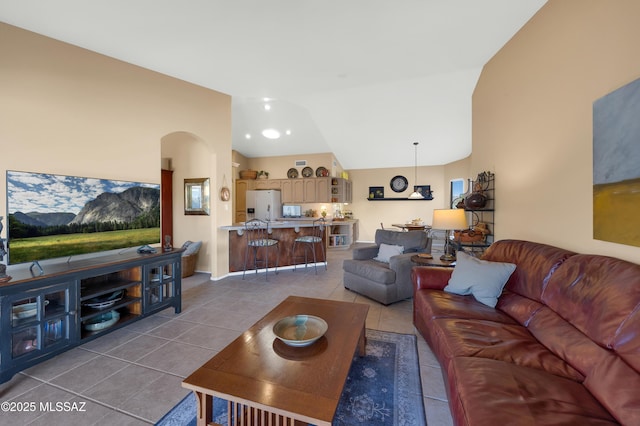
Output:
(593, 77), (640, 247)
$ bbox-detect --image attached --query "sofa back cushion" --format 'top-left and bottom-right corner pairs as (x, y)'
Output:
(543, 254), (640, 359)
(481, 239), (575, 302)
(375, 229), (428, 253)
(540, 254), (640, 425)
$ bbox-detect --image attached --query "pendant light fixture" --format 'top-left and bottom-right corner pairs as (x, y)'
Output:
(408, 142), (424, 199)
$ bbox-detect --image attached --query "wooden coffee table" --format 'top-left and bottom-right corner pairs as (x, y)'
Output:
(182, 296), (369, 426)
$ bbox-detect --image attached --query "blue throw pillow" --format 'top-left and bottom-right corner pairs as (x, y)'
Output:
(444, 251), (516, 307)
(182, 240), (202, 256)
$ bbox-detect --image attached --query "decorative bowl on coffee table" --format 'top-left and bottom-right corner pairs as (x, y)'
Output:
(273, 315), (328, 347)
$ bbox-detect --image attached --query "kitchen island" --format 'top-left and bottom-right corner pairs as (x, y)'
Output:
(221, 220), (357, 273)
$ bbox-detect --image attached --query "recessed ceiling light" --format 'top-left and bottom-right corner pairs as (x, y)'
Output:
(245, 133), (251, 139)
(285, 129), (292, 135)
(262, 128), (281, 139)
(264, 104), (271, 111)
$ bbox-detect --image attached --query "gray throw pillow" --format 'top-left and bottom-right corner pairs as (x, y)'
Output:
(444, 251), (516, 308)
(183, 240), (202, 256)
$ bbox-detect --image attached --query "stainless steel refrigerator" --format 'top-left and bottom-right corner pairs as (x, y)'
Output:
(246, 190), (282, 221)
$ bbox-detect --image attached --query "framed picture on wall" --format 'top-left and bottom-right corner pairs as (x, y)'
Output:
(413, 185), (432, 199)
(368, 186), (384, 199)
(184, 178), (210, 215)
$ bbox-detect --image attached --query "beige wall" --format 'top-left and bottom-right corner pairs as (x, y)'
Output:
(472, 0), (640, 263)
(347, 156), (472, 242)
(348, 165), (445, 241)
(0, 23), (232, 277)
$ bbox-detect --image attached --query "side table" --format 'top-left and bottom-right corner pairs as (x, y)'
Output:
(410, 254), (456, 268)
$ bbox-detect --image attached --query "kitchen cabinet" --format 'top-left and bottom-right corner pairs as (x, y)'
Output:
(302, 177), (330, 203)
(237, 176), (340, 209)
(330, 178), (352, 203)
(235, 179), (256, 222)
(281, 179), (304, 203)
(315, 177), (331, 203)
(253, 179), (281, 190)
(1, 249), (182, 384)
(304, 179), (318, 202)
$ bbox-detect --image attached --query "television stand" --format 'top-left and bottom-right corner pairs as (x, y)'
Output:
(0, 249), (183, 384)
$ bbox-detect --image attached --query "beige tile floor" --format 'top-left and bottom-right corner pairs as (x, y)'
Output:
(0, 247), (453, 425)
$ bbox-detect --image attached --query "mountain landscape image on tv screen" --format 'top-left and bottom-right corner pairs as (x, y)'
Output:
(7, 170), (160, 265)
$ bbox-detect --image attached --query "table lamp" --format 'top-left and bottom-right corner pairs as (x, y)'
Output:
(431, 209), (468, 261)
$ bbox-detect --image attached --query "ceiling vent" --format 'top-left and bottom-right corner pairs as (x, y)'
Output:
(294, 160), (307, 167)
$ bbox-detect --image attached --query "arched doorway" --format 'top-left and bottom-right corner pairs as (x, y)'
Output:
(161, 132), (213, 274)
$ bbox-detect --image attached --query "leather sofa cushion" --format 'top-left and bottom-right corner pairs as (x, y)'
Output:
(414, 289), (517, 324)
(431, 318), (584, 382)
(616, 306), (640, 372)
(446, 357), (617, 426)
(542, 254), (640, 349)
(343, 259), (395, 284)
(524, 304), (640, 426)
(482, 239), (575, 302)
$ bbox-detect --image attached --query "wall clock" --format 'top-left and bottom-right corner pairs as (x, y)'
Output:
(220, 186), (230, 202)
(390, 175), (408, 193)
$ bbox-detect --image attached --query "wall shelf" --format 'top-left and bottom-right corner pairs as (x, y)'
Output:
(367, 197), (433, 201)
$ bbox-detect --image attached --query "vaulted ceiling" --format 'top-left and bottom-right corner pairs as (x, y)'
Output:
(0, 0), (546, 169)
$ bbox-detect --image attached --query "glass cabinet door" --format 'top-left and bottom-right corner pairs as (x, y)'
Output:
(7, 283), (75, 360)
(146, 261), (177, 310)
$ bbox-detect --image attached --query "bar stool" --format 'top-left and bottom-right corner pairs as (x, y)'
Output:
(292, 218), (327, 274)
(242, 219), (279, 280)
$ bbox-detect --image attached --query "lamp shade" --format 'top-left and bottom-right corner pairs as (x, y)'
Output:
(432, 209), (468, 230)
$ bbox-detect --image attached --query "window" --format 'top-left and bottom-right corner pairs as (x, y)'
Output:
(450, 179), (465, 208)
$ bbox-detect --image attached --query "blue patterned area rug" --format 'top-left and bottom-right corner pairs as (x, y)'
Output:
(156, 329), (426, 426)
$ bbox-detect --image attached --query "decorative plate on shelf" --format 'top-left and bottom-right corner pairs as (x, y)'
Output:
(315, 166), (329, 177)
(82, 290), (124, 310)
(301, 167), (314, 178)
(287, 168), (299, 178)
(83, 310), (120, 331)
(390, 175), (408, 193)
(12, 300), (49, 320)
(273, 315), (328, 347)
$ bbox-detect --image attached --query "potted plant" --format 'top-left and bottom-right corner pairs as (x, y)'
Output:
(257, 170), (269, 180)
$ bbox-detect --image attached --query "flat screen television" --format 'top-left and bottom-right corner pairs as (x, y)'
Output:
(6, 170), (160, 265)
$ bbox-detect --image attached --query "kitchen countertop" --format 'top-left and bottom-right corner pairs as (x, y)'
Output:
(220, 219), (356, 232)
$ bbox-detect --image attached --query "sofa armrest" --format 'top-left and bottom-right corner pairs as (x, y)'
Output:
(389, 253), (417, 291)
(352, 244), (379, 260)
(411, 266), (453, 291)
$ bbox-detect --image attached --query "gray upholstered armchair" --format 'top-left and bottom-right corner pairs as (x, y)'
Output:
(342, 229), (431, 305)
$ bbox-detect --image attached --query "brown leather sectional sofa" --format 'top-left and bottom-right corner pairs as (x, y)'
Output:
(412, 239), (640, 425)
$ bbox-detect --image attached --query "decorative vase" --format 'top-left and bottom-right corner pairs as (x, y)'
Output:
(464, 191), (487, 209)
